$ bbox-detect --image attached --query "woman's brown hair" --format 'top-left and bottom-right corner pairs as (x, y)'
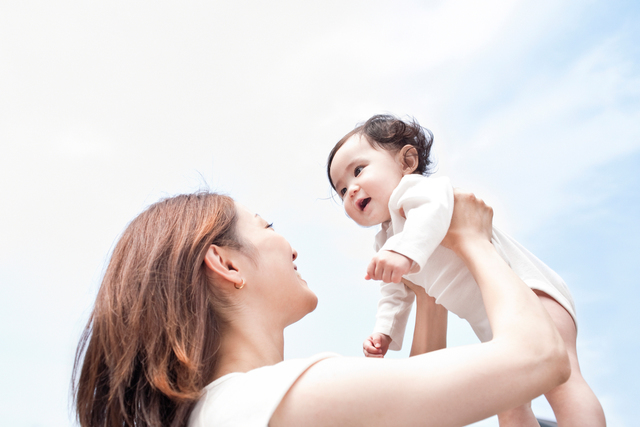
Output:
(72, 192), (243, 427)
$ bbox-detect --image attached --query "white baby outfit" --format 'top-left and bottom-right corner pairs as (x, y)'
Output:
(374, 174), (576, 351)
(188, 352), (338, 427)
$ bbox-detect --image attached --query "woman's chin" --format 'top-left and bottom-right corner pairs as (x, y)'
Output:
(300, 291), (319, 318)
(308, 293), (319, 312)
(287, 295), (318, 327)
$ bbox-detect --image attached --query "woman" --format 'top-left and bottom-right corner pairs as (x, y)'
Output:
(73, 190), (569, 427)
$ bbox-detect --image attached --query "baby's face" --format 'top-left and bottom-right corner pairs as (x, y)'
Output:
(330, 134), (406, 227)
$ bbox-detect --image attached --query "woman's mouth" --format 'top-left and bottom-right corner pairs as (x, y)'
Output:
(358, 198), (371, 211)
(293, 265), (306, 282)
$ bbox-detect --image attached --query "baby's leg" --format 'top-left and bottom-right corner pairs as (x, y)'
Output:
(535, 291), (606, 427)
(497, 401), (539, 427)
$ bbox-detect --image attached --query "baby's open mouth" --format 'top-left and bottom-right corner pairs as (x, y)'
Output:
(358, 198), (371, 211)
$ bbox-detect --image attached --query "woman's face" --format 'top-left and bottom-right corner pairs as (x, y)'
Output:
(234, 203), (318, 325)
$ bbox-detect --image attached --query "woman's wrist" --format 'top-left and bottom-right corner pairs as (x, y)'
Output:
(454, 238), (495, 267)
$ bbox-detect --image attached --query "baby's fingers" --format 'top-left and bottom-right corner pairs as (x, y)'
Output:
(390, 268), (404, 284)
(366, 259), (380, 281)
(363, 337), (382, 355)
(363, 339), (378, 351)
(382, 266), (394, 284)
(385, 264), (406, 284)
(363, 347), (384, 357)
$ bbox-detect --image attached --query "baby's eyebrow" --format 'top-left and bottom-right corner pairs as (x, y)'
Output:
(334, 173), (348, 191)
(347, 157), (367, 169)
(333, 176), (343, 189)
(330, 171), (344, 190)
(332, 158), (362, 189)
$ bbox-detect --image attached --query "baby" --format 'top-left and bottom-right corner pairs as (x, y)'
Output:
(327, 114), (605, 427)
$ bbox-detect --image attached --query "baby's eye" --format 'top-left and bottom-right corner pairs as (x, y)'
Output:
(354, 166), (363, 177)
(340, 188), (347, 197)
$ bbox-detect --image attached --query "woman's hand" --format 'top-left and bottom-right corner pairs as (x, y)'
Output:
(440, 189), (493, 258)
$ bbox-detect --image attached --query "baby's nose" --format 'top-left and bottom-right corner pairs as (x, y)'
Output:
(348, 184), (359, 198)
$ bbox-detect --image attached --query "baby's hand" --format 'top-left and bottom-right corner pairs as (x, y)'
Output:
(365, 250), (413, 283)
(363, 333), (392, 358)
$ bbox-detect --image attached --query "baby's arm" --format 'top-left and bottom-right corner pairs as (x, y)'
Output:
(380, 176), (454, 274)
(365, 280), (447, 358)
(365, 250), (413, 283)
(373, 280), (415, 352)
(363, 332), (392, 358)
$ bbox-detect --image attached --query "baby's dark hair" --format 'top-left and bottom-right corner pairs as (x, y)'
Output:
(327, 114), (435, 191)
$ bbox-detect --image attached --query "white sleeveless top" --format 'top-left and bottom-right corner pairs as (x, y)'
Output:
(188, 352), (338, 427)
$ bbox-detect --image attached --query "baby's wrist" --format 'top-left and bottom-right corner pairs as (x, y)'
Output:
(393, 251), (412, 262)
(373, 332), (391, 340)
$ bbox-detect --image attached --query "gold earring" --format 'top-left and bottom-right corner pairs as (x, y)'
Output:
(234, 279), (245, 290)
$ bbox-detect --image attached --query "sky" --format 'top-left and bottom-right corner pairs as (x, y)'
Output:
(1, 0), (638, 426)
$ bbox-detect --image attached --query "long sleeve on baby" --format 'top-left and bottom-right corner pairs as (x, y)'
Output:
(379, 175), (454, 271)
(373, 175), (454, 350)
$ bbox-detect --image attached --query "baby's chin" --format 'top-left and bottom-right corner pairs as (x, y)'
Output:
(364, 214), (392, 227)
(356, 218), (387, 228)
(347, 208), (390, 227)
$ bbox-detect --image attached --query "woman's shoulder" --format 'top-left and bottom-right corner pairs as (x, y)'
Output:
(189, 352), (339, 427)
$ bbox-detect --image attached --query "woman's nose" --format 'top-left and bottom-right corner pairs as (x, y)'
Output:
(292, 249), (298, 261)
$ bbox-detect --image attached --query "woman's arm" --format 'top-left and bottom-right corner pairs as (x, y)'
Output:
(272, 191), (570, 427)
(404, 278), (447, 356)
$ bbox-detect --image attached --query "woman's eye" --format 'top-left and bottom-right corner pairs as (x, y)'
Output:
(354, 166), (363, 177)
(266, 222), (274, 229)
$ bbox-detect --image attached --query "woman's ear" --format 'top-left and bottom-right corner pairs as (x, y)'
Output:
(398, 145), (419, 175)
(203, 245), (243, 288)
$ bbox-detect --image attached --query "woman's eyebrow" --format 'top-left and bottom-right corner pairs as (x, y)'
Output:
(254, 213), (270, 226)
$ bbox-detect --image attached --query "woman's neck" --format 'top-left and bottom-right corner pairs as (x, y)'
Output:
(212, 319), (285, 381)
